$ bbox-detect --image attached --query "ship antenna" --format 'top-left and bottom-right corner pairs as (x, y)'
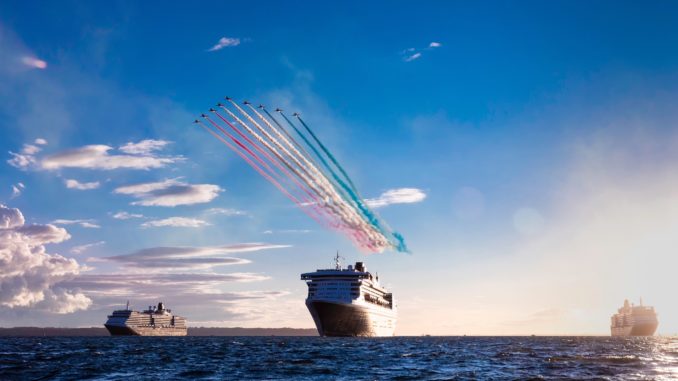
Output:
(334, 251), (341, 270)
(126, 300), (129, 311)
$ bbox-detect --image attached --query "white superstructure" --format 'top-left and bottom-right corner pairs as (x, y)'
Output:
(104, 302), (187, 336)
(611, 298), (658, 337)
(301, 254), (396, 337)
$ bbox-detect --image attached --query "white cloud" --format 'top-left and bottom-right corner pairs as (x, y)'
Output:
(114, 178), (222, 207)
(7, 142), (47, 170)
(70, 241), (105, 255)
(208, 37), (241, 51)
(38, 288), (92, 314)
(114, 243), (290, 259)
(263, 229), (312, 234)
(112, 211), (144, 220)
(41, 144), (181, 171)
(51, 219), (101, 229)
(404, 52), (422, 62)
(119, 139), (171, 155)
(0, 204), (90, 313)
(400, 42), (441, 63)
(64, 179), (100, 190)
(21, 144), (41, 155)
(99, 243), (289, 271)
(0, 204), (24, 228)
(205, 207), (248, 216)
(21, 56), (47, 69)
(365, 188), (427, 208)
(141, 217), (210, 228)
(7, 152), (34, 169)
(34, 138), (47, 145)
(11, 182), (24, 198)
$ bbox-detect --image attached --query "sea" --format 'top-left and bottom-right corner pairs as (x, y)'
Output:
(0, 336), (676, 380)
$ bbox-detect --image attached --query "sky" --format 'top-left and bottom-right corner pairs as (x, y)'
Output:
(1, 1), (677, 335)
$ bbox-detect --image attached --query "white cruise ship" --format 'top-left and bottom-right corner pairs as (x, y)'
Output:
(104, 302), (187, 336)
(301, 254), (397, 337)
(610, 299), (658, 337)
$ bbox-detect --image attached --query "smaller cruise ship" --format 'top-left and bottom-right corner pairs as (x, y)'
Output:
(104, 302), (188, 336)
(301, 253), (397, 337)
(610, 299), (658, 337)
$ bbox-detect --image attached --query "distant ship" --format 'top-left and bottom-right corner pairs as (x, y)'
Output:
(301, 253), (397, 337)
(104, 302), (187, 336)
(610, 299), (658, 337)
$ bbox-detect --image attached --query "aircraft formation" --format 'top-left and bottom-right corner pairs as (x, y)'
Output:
(195, 98), (407, 253)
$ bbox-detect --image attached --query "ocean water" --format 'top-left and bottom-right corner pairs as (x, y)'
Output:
(0, 336), (676, 380)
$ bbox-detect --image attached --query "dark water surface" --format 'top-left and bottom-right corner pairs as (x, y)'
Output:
(0, 336), (676, 380)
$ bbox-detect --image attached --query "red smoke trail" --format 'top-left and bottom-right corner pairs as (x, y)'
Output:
(253, 106), (378, 249)
(196, 120), (329, 227)
(204, 115), (276, 175)
(211, 109), (328, 220)
(221, 104), (352, 230)
(232, 101), (371, 238)
(211, 109), (343, 231)
(199, 99), (396, 253)
(252, 105), (325, 180)
(204, 113), (339, 230)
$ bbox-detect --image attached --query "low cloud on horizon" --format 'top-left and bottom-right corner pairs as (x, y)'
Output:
(95, 242), (290, 271)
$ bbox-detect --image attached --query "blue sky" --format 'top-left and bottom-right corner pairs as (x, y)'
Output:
(1, 1), (677, 334)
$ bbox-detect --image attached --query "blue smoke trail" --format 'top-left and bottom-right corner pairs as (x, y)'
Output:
(278, 112), (408, 253)
(295, 115), (360, 195)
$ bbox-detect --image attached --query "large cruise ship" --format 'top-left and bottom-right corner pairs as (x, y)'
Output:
(104, 302), (188, 336)
(610, 299), (658, 337)
(301, 254), (397, 337)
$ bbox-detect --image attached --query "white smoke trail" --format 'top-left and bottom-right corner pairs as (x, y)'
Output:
(232, 102), (383, 241)
(202, 100), (394, 252)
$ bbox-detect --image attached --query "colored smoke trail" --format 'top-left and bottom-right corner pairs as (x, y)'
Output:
(195, 98), (408, 253)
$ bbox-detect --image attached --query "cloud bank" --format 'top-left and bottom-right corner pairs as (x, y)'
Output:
(0, 204), (91, 313)
(8, 139), (182, 171)
(42, 144), (180, 170)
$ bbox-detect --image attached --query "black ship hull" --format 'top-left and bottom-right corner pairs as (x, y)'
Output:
(611, 322), (658, 337)
(104, 324), (187, 336)
(306, 300), (395, 337)
(104, 324), (138, 336)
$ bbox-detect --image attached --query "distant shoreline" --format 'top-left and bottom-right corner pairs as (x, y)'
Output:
(0, 327), (318, 337)
(0, 328), (674, 337)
